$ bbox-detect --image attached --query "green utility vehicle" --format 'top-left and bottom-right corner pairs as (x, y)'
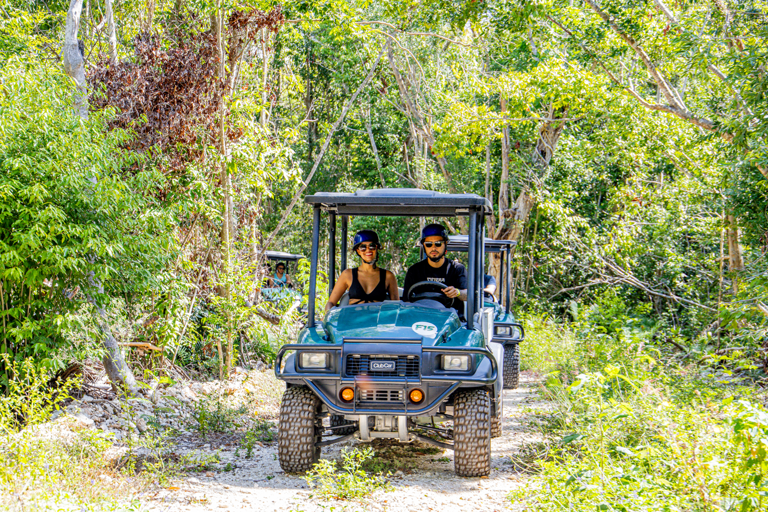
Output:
(259, 250), (303, 303)
(444, 235), (525, 390)
(275, 189), (501, 477)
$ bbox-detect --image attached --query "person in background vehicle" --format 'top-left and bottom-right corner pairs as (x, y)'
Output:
(325, 230), (399, 311)
(403, 223), (467, 313)
(483, 273), (497, 300)
(268, 262), (292, 288)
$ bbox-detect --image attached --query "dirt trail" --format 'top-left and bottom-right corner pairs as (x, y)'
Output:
(141, 373), (544, 512)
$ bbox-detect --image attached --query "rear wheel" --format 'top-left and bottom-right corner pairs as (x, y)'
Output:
(453, 389), (491, 477)
(503, 343), (520, 389)
(278, 386), (321, 473)
(330, 414), (356, 435)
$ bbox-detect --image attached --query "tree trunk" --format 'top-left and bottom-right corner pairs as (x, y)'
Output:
(105, 0), (117, 64)
(726, 214), (744, 294)
(90, 298), (140, 396)
(63, 0), (88, 118)
(214, 8), (232, 379)
(260, 29), (270, 127)
(64, 0), (139, 396)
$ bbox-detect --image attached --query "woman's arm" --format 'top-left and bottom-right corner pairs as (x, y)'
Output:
(386, 271), (400, 301)
(324, 270), (352, 311)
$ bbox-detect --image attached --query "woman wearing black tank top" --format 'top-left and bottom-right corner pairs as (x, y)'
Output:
(324, 230), (399, 312)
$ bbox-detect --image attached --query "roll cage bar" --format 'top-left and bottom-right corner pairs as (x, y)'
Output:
(304, 189), (493, 330)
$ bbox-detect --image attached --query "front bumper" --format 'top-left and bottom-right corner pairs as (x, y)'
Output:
(275, 340), (497, 416)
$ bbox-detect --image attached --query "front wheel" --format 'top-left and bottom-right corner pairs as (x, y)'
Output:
(278, 386), (321, 473)
(503, 343), (520, 390)
(453, 389), (491, 477)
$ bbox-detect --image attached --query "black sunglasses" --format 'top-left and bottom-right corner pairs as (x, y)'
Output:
(357, 243), (378, 251)
(423, 241), (444, 248)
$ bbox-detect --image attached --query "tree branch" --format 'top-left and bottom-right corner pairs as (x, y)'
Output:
(259, 43), (388, 255)
(547, 14), (733, 143)
(584, 0), (686, 109)
(356, 20), (475, 48)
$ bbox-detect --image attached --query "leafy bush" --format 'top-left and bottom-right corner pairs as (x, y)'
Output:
(0, 57), (175, 381)
(305, 447), (390, 501)
(189, 394), (248, 437)
(0, 356), (78, 434)
(0, 357), (128, 508)
(513, 314), (768, 511)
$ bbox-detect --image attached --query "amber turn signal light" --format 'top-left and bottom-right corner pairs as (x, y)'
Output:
(340, 387), (355, 402)
(409, 389), (424, 403)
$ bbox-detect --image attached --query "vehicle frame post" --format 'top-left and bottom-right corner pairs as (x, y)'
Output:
(478, 221), (485, 310)
(307, 207), (321, 327)
(329, 213), (336, 292)
(340, 216), (348, 272)
(499, 249), (505, 310)
(467, 211), (477, 329)
(505, 245), (511, 314)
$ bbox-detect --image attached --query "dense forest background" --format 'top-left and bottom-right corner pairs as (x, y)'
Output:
(2, 0), (768, 509)
(3, 0), (765, 382)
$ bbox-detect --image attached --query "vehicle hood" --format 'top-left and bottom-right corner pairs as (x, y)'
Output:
(323, 302), (461, 346)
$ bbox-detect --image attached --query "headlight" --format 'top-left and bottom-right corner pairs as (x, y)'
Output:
(442, 354), (470, 371)
(299, 352), (328, 369)
(495, 325), (511, 336)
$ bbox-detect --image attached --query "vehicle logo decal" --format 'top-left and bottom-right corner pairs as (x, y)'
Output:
(412, 322), (438, 338)
(370, 361), (396, 371)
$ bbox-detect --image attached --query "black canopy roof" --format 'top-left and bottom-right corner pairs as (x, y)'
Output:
(415, 235), (516, 252)
(260, 251), (304, 262)
(446, 235), (516, 253)
(305, 188), (492, 216)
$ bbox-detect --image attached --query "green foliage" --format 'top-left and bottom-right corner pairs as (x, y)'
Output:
(513, 314), (768, 511)
(237, 418), (275, 457)
(0, 356), (78, 434)
(0, 57), (175, 379)
(305, 447), (391, 501)
(189, 393), (248, 437)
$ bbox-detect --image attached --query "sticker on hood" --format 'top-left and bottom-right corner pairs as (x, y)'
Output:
(412, 322), (438, 338)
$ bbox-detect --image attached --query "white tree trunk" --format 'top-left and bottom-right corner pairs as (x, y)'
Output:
(63, 0), (88, 118)
(64, 1), (139, 396)
(105, 0), (118, 64)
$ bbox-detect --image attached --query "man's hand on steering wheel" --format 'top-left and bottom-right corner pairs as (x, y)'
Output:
(442, 286), (460, 300)
(406, 281), (456, 309)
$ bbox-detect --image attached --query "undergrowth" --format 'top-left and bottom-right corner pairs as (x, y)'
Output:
(305, 447), (391, 501)
(512, 302), (768, 511)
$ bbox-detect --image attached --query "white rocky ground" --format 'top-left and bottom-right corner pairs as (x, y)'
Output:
(39, 369), (545, 512)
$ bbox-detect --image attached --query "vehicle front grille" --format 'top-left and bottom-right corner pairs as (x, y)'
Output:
(359, 389), (404, 402)
(345, 355), (420, 378)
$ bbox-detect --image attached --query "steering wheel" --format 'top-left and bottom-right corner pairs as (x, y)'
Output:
(406, 281), (455, 309)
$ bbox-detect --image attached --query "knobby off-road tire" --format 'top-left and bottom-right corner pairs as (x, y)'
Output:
(503, 343), (520, 390)
(491, 396), (503, 438)
(278, 386), (321, 473)
(330, 414), (356, 435)
(453, 389), (492, 477)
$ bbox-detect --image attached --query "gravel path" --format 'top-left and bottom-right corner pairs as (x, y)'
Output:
(142, 372), (544, 512)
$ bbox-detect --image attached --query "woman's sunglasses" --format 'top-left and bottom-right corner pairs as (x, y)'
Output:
(357, 243), (378, 251)
(423, 241), (444, 248)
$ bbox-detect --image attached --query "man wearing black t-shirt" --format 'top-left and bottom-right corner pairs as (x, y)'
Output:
(403, 223), (467, 314)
